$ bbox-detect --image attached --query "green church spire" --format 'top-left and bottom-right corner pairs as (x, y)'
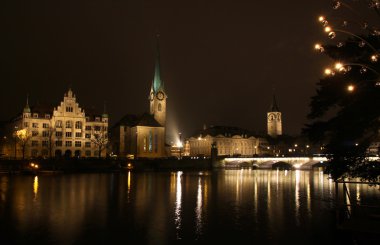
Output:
(152, 34), (164, 94)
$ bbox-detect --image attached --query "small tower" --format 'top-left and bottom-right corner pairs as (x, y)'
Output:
(23, 94), (31, 118)
(149, 34), (167, 127)
(267, 94), (282, 137)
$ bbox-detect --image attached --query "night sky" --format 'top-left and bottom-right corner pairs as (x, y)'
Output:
(0, 0), (332, 143)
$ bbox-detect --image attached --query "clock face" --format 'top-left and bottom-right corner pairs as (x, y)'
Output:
(157, 91), (164, 100)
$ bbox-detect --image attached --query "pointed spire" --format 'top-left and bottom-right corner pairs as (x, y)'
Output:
(152, 33), (164, 94)
(102, 100), (108, 118)
(23, 94), (31, 113)
(270, 94), (280, 112)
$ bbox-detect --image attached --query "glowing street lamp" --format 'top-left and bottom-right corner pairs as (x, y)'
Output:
(347, 84), (355, 92)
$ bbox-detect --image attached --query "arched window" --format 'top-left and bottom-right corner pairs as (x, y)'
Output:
(66, 121), (72, 128)
(158, 103), (162, 112)
(75, 121), (82, 129)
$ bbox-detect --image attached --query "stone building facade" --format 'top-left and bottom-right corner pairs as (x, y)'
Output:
(188, 126), (266, 157)
(3, 89), (108, 159)
(267, 94), (282, 138)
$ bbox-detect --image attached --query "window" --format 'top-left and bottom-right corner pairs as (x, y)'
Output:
(85, 126), (91, 130)
(75, 141), (81, 147)
(75, 121), (82, 129)
(56, 132), (63, 137)
(56, 120), (62, 128)
(65, 106), (73, 112)
(32, 123), (38, 128)
(85, 117), (90, 122)
(95, 117), (100, 122)
(24, 122), (29, 127)
(45, 114), (50, 119)
(75, 132), (82, 138)
(65, 141), (72, 147)
(85, 150), (91, 157)
(66, 132), (72, 137)
(65, 121), (72, 128)
(32, 131), (38, 136)
(158, 103), (162, 111)
(85, 134), (91, 139)
(31, 149), (38, 157)
(55, 140), (62, 147)
(149, 131), (153, 152)
(94, 126), (101, 131)
(143, 137), (147, 152)
(43, 123), (49, 128)
(85, 142), (91, 148)
(41, 149), (48, 156)
(33, 113), (38, 118)
(43, 131), (50, 137)
(32, 141), (38, 146)
(42, 140), (48, 147)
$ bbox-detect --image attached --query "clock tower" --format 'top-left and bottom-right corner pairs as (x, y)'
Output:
(267, 94), (282, 138)
(149, 35), (167, 127)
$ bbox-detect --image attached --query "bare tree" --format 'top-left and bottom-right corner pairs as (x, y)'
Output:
(91, 127), (108, 158)
(14, 128), (31, 160)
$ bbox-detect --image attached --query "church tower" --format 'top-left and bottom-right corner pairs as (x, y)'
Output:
(267, 94), (282, 138)
(149, 35), (167, 127)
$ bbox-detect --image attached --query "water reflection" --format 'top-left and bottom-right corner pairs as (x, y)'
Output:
(195, 176), (202, 236)
(33, 176), (38, 200)
(174, 171), (182, 239)
(0, 170), (379, 244)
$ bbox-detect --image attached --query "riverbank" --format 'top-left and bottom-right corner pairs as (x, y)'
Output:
(0, 158), (213, 174)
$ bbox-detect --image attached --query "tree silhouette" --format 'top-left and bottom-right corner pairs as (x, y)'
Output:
(305, 0), (380, 182)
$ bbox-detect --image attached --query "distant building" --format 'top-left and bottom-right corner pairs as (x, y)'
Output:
(267, 94), (282, 138)
(111, 37), (167, 159)
(188, 125), (267, 157)
(1, 89), (108, 159)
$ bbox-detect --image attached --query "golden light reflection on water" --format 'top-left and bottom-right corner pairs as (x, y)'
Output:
(195, 176), (202, 236)
(33, 176), (38, 200)
(295, 170), (300, 225)
(175, 171), (183, 239)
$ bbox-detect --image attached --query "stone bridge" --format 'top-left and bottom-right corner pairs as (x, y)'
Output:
(221, 156), (329, 170)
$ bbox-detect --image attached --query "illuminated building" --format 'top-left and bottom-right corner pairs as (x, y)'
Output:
(111, 38), (167, 158)
(2, 89), (108, 158)
(267, 94), (282, 138)
(188, 126), (266, 157)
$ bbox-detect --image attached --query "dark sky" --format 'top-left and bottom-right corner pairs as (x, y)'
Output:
(0, 0), (332, 143)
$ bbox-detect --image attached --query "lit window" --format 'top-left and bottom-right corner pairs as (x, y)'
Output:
(65, 141), (72, 147)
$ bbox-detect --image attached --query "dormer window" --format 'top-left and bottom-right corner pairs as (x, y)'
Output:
(95, 117), (100, 122)
(45, 114), (50, 119)
(33, 113), (38, 118)
(85, 117), (90, 122)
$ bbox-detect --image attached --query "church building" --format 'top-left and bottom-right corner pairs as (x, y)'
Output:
(111, 39), (167, 159)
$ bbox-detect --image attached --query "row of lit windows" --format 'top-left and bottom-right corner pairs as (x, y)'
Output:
(23, 114), (50, 119)
(31, 141), (93, 148)
(30, 149), (98, 157)
(24, 121), (107, 131)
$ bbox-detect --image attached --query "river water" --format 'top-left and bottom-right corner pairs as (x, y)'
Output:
(0, 169), (379, 244)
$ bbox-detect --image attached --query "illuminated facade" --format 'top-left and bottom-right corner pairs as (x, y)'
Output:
(188, 126), (264, 157)
(111, 39), (167, 158)
(2, 89), (108, 159)
(267, 94), (282, 138)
